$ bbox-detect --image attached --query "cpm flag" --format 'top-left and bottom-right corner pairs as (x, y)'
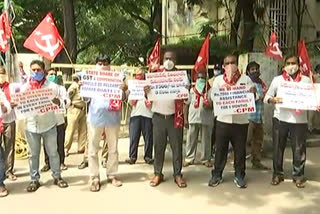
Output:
(23, 12), (63, 61)
(265, 32), (283, 60)
(298, 40), (312, 76)
(148, 38), (161, 72)
(192, 34), (210, 82)
(0, 12), (12, 53)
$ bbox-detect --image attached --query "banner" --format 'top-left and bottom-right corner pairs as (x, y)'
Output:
(145, 70), (189, 100)
(128, 80), (150, 100)
(277, 82), (320, 110)
(11, 88), (58, 119)
(80, 70), (123, 100)
(212, 85), (256, 115)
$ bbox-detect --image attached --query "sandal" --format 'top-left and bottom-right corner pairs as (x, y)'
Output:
(0, 186), (9, 197)
(107, 176), (122, 187)
(90, 180), (101, 192)
(150, 175), (164, 187)
(174, 175), (187, 188)
(26, 181), (41, 192)
(293, 179), (306, 188)
(54, 178), (69, 188)
(271, 176), (284, 185)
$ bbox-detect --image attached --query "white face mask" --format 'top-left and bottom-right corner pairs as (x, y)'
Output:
(285, 64), (299, 75)
(213, 69), (221, 76)
(0, 74), (7, 84)
(163, 60), (174, 71)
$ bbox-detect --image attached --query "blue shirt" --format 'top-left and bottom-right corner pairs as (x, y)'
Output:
(87, 99), (121, 128)
(248, 82), (264, 123)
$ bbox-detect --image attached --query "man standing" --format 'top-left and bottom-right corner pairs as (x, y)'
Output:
(264, 55), (310, 188)
(22, 60), (68, 192)
(0, 67), (17, 180)
(88, 56), (127, 192)
(246, 62), (270, 170)
(125, 68), (153, 165)
(208, 54), (255, 188)
(145, 50), (188, 188)
(64, 72), (88, 169)
(41, 68), (70, 172)
(184, 70), (213, 168)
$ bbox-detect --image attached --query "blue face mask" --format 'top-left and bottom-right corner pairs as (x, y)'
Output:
(249, 72), (260, 79)
(30, 71), (45, 81)
(195, 78), (206, 92)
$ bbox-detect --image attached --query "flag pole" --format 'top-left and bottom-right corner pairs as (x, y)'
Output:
(11, 34), (19, 54)
(60, 41), (75, 71)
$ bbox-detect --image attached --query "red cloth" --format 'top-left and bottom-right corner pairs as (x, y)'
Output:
(131, 100), (152, 108)
(265, 32), (283, 60)
(223, 70), (241, 86)
(193, 83), (210, 108)
(29, 77), (46, 90)
(0, 118), (3, 134)
(0, 12), (12, 53)
(192, 34), (210, 82)
(0, 81), (11, 102)
(250, 77), (268, 94)
(108, 99), (122, 111)
(148, 38), (161, 72)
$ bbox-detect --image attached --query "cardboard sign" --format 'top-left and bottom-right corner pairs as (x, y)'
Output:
(277, 82), (320, 110)
(128, 80), (150, 100)
(11, 88), (58, 119)
(80, 70), (123, 100)
(145, 70), (189, 100)
(212, 85), (256, 115)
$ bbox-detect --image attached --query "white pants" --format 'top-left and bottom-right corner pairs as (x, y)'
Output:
(88, 125), (120, 180)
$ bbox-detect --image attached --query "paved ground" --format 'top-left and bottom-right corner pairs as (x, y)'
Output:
(1, 138), (320, 214)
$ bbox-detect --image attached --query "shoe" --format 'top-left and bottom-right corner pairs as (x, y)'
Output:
(26, 181), (41, 192)
(107, 176), (122, 187)
(252, 162), (270, 170)
(125, 158), (136, 165)
(183, 161), (194, 167)
(234, 177), (247, 188)
(60, 164), (68, 171)
(271, 176), (284, 185)
(40, 164), (50, 172)
(202, 161), (213, 168)
(90, 180), (101, 192)
(54, 178), (69, 188)
(293, 178), (306, 188)
(208, 176), (223, 187)
(78, 161), (88, 169)
(150, 175), (164, 187)
(7, 172), (17, 181)
(144, 158), (154, 165)
(0, 186), (9, 197)
(101, 160), (107, 168)
(174, 175), (187, 188)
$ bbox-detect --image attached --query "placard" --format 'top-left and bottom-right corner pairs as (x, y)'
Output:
(128, 80), (150, 100)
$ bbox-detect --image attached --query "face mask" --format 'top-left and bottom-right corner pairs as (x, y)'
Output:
(249, 72), (260, 79)
(285, 64), (299, 75)
(195, 78), (206, 92)
(30, 71), (44, 81)
(47, 75), (58, 83)
(0, 74), (7, 84)
(163, 60), (174, 71)
(224, 64), (238, 80)
(135, 75), (144, 80)
(213, 69), (221, 76)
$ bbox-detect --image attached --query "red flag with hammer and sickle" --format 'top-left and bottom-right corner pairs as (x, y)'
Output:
(23, 12), (64, 61)
(265, 32), (283, 60)
(148, 38), (161, 72)
(0, 12), (12, 53)
(298, 40), (312, 76)
(192, 34), (210, 82)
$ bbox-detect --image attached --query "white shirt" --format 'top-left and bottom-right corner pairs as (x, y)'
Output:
(264, 74), (311, 124)
(0, 83), (21, 123)
(21, 80), (62, 133)
(130, 99), (153, 118)
(151, 100), (175, 115)
(56, 85), (71, 126)
(211, 74), (254, 124)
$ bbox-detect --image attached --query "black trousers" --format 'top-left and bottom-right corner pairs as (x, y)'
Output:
(44, 124), (66, 166)
(129, 116), (153, 160)
(272, 118), (307, 179)
(212, 121), (248, 179)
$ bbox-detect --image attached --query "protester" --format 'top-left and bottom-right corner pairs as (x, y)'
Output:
(308, 64), (320, 133)
(264, 55), (311, 188)
(246, 62), (270, 170)
(22, 60), (68, 192)
(145, 50), (188, 188)
(208, 54), (255, 188)
(41, 68), (70, 172)
(88, 55), (128, 192)
(184, 70), (213, 168)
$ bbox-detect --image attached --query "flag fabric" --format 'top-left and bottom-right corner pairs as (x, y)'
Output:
(192, 34), (210, 82)
(0, 12), (12, 53)
(148, 38), (161, 72)
(23, 12), (64, 61)
(298, 40), (312, 76)
(265, 32), (283, 60)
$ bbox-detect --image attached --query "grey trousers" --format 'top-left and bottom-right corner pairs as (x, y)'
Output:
(0, 121), (16, 175)
(185, 124), (212, 163)
(152, 113), (183, 177)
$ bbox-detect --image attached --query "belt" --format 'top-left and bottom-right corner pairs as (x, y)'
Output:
(154, 112), (174, 119)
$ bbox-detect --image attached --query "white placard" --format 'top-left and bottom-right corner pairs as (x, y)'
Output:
(128, 80), (150, 100)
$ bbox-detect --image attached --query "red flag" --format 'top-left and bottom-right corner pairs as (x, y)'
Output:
(298, 40), (312, 76)
(148, 38), (161, 72)
(192, 34), (210, 82)
(265, 32), (283, 60)
(23, 12), (64, 61)
(0, 12), (12, 53)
